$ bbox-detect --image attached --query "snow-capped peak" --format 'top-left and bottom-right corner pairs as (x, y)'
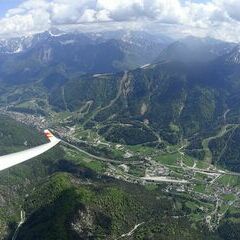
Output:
(48, 27), (65, 37)
(225, 45), (240, 64)
(0, 35), (33, 54)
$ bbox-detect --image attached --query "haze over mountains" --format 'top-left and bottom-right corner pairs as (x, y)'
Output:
(156, 36), (237, 63)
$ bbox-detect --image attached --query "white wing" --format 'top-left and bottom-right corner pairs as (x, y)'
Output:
(0, 130), (60, 171)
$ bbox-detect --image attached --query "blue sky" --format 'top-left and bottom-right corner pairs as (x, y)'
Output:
(0, 0), (23, 16)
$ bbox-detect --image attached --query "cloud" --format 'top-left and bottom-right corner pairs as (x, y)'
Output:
(216, 0), (240, 22)
(0, 0), (240, 42)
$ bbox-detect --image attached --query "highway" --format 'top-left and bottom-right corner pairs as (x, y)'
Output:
(61, 139), (143, 165)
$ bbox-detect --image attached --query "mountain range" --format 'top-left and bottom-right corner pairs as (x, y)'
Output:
(1, 30), (240, 239)
(0, 29), (171, 85)
(155, 36), (236, 63)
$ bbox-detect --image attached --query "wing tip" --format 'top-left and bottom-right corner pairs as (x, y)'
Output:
(44, 129), (60, 143)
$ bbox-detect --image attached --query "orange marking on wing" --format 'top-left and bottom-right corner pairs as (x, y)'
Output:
(45, 132), (53, 139)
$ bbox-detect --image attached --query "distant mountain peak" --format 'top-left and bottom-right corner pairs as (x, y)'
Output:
(0, 35), (33, 54)
(155, 36), (236, 63)
(47, 27), (65, 37)
(224, 45), (240, 64)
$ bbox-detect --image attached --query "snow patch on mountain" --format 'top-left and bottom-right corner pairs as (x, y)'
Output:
(225, 45), (240, 64)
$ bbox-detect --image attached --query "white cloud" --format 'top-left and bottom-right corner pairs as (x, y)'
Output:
(0, 0), (240, 42)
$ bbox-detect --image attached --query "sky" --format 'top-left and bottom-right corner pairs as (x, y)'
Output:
(0, 0), (240, 42)
(0, 0), (23, 16)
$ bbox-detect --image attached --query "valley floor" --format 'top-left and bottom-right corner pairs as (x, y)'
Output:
(2, 108), (240, 235)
